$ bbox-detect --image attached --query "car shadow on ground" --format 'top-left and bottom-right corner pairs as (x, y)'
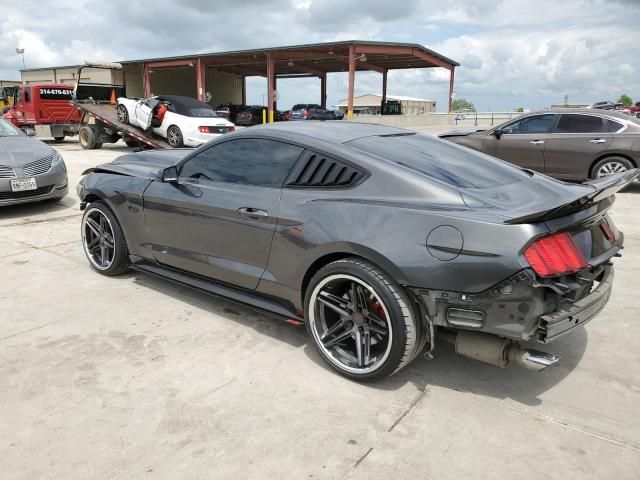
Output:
(0, 196), (77, 222)
(623, 182), (640, 194)
(126, 269), (586, 406)
(302, 326), (587, 407)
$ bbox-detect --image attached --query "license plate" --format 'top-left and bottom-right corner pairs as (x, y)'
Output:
(10, 178), (37, 192)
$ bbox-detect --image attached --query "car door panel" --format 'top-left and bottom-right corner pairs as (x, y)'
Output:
(135, 100), (153, 130)
(143, 179), (280, 290)
(544, 114), (613, 179)
(141, 138), (304, 290)
(487, 134), (548, 171)
(482, 114), (556, 172)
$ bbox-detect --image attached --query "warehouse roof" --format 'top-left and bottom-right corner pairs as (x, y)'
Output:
(120, 40), (458, 76)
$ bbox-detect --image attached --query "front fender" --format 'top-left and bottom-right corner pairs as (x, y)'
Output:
(77, 173), (153, 258)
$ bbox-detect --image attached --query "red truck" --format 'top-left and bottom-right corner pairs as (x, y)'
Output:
(2, 83), (81, 142)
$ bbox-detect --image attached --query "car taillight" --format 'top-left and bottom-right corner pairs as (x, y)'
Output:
(228, 126), (235, 132)
(303, 109), (309, 118)
(198, 126), (210, 133)
(524, 232), (588, 277)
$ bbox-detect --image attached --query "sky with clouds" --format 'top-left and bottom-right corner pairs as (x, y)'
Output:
(1, 0), (638, 111)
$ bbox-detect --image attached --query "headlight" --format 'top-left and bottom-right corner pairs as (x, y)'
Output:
(51, 152), (67, 172)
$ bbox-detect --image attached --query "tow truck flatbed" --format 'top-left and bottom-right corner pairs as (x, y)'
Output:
(71, 101), (171, 149)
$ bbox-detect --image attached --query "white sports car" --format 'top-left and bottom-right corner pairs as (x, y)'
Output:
(116, 95), (235, 147)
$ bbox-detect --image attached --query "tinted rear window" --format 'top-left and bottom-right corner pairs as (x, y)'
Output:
(555, 114), (606, 133)
(348, 134), (528, 189)
(608, 119), (624, 132)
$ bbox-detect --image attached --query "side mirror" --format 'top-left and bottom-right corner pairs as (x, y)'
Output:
(162, 166), (178, 183)
(493, 129), (503, 139)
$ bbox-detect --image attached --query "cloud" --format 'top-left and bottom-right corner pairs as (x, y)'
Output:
(0, 0), (638, 111)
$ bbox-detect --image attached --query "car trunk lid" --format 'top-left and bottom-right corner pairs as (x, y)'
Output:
(459, 169), (638, 225)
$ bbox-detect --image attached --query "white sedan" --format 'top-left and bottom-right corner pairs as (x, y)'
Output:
(116, 95), (235, 147)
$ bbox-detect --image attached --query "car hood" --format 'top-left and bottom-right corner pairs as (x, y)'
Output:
(0, 137), (56, 167)
(84, 149), (190, 179)
(438, 128), (486, 138)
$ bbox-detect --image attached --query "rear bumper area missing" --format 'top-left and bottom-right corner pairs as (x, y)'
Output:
(410, 263), (614, 344)
(538, 264), (613, 343)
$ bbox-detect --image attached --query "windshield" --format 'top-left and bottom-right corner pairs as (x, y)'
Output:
(0, 119), (23, 137)
(348, 133), (528, 189)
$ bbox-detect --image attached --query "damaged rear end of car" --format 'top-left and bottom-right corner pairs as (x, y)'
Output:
(412, 169), (637, 371)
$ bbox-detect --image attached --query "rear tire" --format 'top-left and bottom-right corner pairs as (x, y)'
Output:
(167, 125), (184, 148)
(304, 257), (424, 381)
(81, 201), (129, 276)
(124, 139), (138, 148)
(79, 126), (98, 150)
(591, 156), (634, 179)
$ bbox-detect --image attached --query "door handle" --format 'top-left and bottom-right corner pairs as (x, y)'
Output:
(590, 138), (607, 144)
(237, 207), (268, 219)
(529, 140), (545, 145)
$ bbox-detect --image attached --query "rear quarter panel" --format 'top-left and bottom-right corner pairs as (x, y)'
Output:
(258, 171), (547, 310)
(608, 134), (640, 167)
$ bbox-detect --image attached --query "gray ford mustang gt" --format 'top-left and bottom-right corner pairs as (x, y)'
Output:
(0, 119), (68, 206)
(77, 121), (636, 381)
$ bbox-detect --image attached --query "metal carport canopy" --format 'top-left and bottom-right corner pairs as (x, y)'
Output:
(120, 40), (459, 118)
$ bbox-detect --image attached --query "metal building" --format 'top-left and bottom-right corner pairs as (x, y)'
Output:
(337, 94), (436, 115)
(19, 40), (458, 118)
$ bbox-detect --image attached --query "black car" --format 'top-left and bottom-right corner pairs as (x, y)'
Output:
(215, 104), (250, 124)
(235, 106), (267, 126)
(290, 104), (336, 121)
(77, 122), (635, 381)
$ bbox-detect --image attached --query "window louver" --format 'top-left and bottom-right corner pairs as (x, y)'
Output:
(285, 152), (364, 188)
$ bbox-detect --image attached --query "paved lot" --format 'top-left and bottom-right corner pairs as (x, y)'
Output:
(1, 137), (639, 479)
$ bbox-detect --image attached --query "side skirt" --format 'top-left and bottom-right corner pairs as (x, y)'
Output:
(130, 258), (305, 324)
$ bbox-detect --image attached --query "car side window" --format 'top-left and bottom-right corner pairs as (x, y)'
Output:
(554, 114), (606, 133)
(180, 139), (304, 188)
(501, 114), (556, 134)
(607, 119), (624, 133)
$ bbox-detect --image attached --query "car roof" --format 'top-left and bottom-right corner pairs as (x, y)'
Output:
(236, 121), (412, 144)
(525, 108), (632, 120)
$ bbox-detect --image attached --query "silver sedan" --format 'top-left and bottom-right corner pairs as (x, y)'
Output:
(0, 119), (68, 206)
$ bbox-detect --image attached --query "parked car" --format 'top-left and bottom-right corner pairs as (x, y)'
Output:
(440, 109), (640, 181)
(215, 104), (250, 124)
(625, 102), (640, 117)
(77, 122), (636, 381)
(235, 106), (267, 126)
(117, 95), (235, 148)
(280, 110), (291, 121)
(0, 119), (68, 206)
(290, 104), (335, 121)
(587, 101), (624, 111)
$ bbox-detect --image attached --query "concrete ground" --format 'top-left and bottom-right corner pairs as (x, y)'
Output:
(1, 136), (639, 480)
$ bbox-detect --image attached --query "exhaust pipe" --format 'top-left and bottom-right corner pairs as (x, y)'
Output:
(440, 330), (560, 371)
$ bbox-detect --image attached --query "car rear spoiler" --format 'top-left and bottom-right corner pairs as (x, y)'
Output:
(504, 169), (639, 224)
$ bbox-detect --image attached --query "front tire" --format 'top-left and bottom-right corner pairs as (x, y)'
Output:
(167, 125), (184, 148)
(117, 104), (129, 124)
(304, 257), (423, 381)
(81, 202), (129, 276)
(53, 135), (65, 143)
(591, 156), (634, 179)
